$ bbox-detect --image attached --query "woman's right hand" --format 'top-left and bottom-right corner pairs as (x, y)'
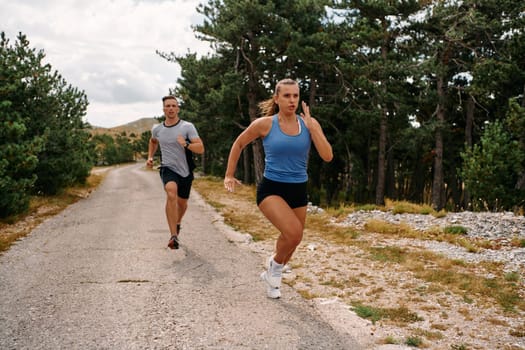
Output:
(224, 176), (241, 192)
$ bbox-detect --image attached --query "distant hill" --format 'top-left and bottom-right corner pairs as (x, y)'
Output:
(90, 118), (159, 138)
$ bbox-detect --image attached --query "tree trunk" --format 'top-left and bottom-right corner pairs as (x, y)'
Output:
(309, 78), (317, 108)
(240, 32), (265, 185)
(247, 89), (264, 184)
(522, 84), (525, 108)
(515, 83), (525, 190)
(375, 25), (389, 206)
(463, 94), (475, 209)
(242, 146), (250, 184)
(385, 149), (396, 200)
(465, 95), (474, 148)
(432, 75), (446, 210)
(376, 109), (387, 205)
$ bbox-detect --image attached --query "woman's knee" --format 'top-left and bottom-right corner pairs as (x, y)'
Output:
(284, 226), (303, 247)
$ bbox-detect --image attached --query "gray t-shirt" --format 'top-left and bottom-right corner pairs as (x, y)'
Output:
(151, 120), (199, 177)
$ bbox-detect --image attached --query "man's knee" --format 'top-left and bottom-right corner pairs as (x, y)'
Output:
(177, 198), (188, 209)
(165, 182), (179, 200)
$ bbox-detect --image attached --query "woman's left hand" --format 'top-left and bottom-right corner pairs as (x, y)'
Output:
(300, 101), (333, 162)
(300, 101), (314, 130)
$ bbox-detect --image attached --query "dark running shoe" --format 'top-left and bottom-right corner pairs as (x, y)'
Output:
(168, 235), (179, 249)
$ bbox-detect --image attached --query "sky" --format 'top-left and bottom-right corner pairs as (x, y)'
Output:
(0, 0), (212, 128)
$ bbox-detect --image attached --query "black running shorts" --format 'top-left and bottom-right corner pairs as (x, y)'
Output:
(256, 177), (308, 209)
(159, 166), (194, 199)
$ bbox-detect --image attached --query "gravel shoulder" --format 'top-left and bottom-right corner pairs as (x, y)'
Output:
(197, 178), (525, 350)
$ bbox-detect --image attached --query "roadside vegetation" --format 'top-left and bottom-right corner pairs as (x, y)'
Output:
(0, 33), (153, 220)
(193, 176), (525, 348)
(0, 170), (107, 253)
(193, 176), (524, 313)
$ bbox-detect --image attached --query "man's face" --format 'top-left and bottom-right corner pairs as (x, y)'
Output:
(163, 98), (179, 119)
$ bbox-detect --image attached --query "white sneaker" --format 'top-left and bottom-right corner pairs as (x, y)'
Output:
(260, 270), (281, 299)
(260, 257), (283, 299)
(265, 257), (283, 288)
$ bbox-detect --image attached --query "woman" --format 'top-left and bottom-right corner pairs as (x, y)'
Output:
(224, 78), (333, 298)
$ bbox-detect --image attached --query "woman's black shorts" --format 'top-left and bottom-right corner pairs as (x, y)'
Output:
(256, 177), (308, 209)
(159, 166), (194, 199)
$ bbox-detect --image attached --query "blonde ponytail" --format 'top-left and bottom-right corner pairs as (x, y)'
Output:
(258, 98), (277, 117)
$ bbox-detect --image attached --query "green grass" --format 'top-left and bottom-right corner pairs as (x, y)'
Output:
(450, 344), (469, 350)
(444, 225), (468, 235)
(504, 271), (520, 282)
(405, 336), (423, 347)
(369, 246), (407, 263)
(351, 302), (423, 325)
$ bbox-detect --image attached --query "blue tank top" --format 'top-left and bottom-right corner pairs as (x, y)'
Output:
(262, 114), (311, 183)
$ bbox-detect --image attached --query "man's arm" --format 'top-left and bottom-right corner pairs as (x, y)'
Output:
(146, 138), (159, 168)
(185, 137), (204, 154)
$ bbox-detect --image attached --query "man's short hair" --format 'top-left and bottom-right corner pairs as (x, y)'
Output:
(162, 95), (177, 103)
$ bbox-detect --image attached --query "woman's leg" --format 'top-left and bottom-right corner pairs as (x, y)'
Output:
(281, 206), (307, 264)
(258, 196), (306, 264)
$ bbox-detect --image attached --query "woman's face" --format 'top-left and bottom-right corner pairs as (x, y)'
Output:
(274, 83), (299, 116)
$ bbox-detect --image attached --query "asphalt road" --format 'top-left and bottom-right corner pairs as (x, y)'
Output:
(0, 163), (363, 350)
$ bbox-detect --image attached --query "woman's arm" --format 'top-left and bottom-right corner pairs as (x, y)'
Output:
(224, 117), (271, 192)
(300, 102), (333, 162)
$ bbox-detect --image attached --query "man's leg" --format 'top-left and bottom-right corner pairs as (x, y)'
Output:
(176, 197), (188, 234)
(165, 181), (180, 248)
(175, 174), (192, 235)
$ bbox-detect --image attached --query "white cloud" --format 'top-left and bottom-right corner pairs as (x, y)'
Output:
(0, 0), (211, 127)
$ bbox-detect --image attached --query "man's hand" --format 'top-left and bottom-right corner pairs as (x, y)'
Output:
(177, 135), (187, 147)
(146, 158), (154, 168)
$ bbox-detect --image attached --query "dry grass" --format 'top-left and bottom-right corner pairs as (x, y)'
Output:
(193, 176), (281, 242)
(193, 176), (525, 314)
(0, 169), (107, 253)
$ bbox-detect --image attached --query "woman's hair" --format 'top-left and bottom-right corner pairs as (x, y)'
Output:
(258, 78), (298, 117)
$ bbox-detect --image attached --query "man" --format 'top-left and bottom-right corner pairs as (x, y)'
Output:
(147, 95), (204, 249)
